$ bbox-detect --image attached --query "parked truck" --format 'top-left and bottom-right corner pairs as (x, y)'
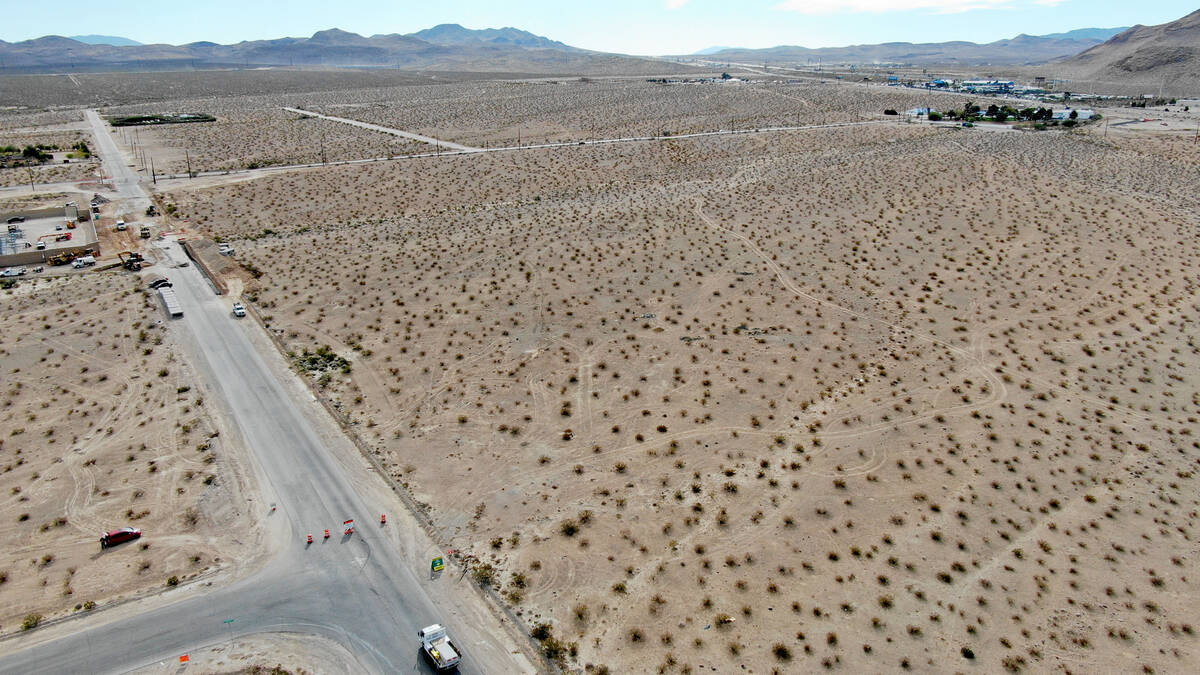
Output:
(140, 225), (151, 239)
(158, 285), (183, 318)
(418, 624), (461, 671)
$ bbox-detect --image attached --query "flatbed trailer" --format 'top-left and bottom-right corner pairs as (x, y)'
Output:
(158, 286), (183, 318)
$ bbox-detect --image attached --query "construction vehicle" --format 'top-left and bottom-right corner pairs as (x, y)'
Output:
(418, 624), (461, 671)
(38, 232), (72, 245)
(140, 225), (151, 239)
(118, 251), (145, 271)
(145, 204), (157, 216)
(47, 253), (73, 265)
(71, 255), (96, 269)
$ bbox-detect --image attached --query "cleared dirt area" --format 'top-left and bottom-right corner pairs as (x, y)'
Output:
(107, 106), (427, 174)
(164, 113), (1200, 674)
(0, 270), (258, 634)
(303, 78), (995, 147)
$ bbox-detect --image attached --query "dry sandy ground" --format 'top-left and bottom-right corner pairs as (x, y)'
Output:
(161, 111), (1200, 674)
(0, 268), (259, 635)
(113, 107), (427, 174)
(0, 110), (84, 132)
(130, 632), (354, 674)
(0, 128), (99, 188)
(303, 78), (997, 147)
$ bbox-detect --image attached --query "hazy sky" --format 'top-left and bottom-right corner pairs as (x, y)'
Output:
(5, 1), (1195, 54)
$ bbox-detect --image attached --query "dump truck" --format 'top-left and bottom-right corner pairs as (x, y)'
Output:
(418, 624), (461, 671)
(140, 225), (151, 239)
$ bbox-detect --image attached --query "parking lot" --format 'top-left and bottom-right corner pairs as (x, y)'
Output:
(1, 205), (99, 264)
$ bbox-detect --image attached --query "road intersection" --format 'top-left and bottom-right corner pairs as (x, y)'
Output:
(0, 114), (534, 674)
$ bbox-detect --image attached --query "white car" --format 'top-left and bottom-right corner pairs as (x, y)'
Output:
(2, 267), (26, 277)
(232, 302), (246, 317)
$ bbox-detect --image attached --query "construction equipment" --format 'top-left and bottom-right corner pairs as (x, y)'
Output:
(139, 225), (151, 239)
(38, 232), (72, 244)
(118, 251), (145, 271)
(47, 253), (74, 266)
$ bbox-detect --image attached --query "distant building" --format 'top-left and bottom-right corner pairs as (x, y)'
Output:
(1052, 109), (1094, 121)
(962, 80), (1015, 94)
(904, 107), (937, 116)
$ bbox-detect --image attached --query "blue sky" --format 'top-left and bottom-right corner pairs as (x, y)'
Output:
(4, 1), (1195, 54)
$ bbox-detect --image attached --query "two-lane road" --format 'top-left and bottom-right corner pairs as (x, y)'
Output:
(0, 115), (532, 673)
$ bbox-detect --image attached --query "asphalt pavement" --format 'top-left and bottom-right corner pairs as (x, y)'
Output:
(0, 113), (532, 674)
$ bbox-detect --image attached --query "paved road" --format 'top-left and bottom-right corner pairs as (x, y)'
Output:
(84, 110), (152, 214)
(283, 107), (483, 152)
(0, 114), (533, 674)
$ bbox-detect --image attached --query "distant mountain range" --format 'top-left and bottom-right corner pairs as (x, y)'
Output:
(1053, 9), (1200, 95)
(0, 24), (667, 74)
(687, 27), (1129, 66)
(407, 24), (582, 52)
(69, 35), (142, 47)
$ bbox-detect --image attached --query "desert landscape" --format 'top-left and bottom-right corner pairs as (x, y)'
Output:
(149, 77), (1200, 673)
(0, 237), (258, 633)
(1, 6), (1198, 674)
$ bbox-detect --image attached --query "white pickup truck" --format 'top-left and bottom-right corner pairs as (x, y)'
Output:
(418, 624), (461, 671)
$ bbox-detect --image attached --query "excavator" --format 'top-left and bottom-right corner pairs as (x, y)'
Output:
(117, 251), (146, 271)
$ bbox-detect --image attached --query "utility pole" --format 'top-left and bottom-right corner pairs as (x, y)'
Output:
(27, 166), (35, 191)
(186, 149), (192, 178)
(150, 156), (156, 184)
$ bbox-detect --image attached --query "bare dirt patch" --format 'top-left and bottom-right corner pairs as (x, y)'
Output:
(0, 272), (257, 635)
(169, 107), (1199, 674)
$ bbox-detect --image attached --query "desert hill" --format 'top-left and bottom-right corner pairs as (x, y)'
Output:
(69, 34), (142, 46)
(0, 26), (671, 75)
(406, 23), (584, 52)
(1053, 9), (1200, 96)
(688, 27), (1127, 66)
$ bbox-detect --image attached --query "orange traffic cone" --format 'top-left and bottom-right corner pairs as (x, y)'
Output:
(306, 534), (313, 544)
(324, 529), (330, 539)
(381, 514), (387, 525)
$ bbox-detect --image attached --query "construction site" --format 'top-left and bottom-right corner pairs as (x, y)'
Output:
(1, 199), (101, 267)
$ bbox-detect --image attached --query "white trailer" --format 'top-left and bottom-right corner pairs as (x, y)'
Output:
(418, 624), (461, 671)
(158, 286), (183, 318)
